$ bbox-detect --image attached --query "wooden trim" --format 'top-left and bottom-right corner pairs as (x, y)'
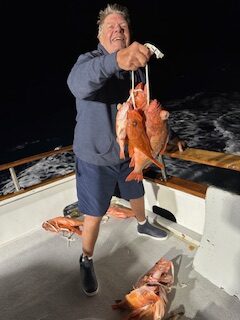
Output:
(0, 145), (73, 172)
(144, 172), (207, 199)
(165, 148), (240, 172)
(1, 145), (239, 173)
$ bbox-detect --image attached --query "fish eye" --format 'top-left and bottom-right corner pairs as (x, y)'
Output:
(132, 120), (138, 127)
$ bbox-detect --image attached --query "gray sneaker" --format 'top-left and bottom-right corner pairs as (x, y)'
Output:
(137, 219), (168, 240)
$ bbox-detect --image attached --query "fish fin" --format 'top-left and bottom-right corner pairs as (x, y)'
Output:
(128, 144), (134, 157)
(137, 149), (163, 170)
(120, 150), (125, 159)
(112, 299), (127, 310)
(129, 157), (135, 167)
(126, 171), (143, 182)
(150, 157), (163, 170)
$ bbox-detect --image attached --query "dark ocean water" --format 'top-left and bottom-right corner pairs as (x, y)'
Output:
(1, 90), (240, 196)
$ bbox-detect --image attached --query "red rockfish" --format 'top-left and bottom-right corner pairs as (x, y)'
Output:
(116, 102), (131, 159)
(126, 109), (163, 182)
(112, 257), (174, 320)
(144, 99), (169, 157)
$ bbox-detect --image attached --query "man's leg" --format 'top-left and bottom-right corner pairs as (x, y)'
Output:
(75, 159), (126, 295)
(80, 215), (102, 296)
(130, 196), (146, 222)
(82, 215), (102, 257)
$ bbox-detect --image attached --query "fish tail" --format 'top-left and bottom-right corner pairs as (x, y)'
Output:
(126, 171), (143, 182)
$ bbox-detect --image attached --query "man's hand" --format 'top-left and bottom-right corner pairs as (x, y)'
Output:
(116, 42), (152, 71)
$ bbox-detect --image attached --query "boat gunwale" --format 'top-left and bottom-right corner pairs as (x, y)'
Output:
(3, 144), (240, 201)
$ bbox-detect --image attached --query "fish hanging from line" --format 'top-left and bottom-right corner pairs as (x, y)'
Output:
(125, 108), (165, 182)
(115, 82), (170, 182)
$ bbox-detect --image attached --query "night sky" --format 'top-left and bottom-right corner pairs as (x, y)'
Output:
(1, 0), (240, 161)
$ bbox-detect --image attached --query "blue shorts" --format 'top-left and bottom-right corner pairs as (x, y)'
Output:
(75, 158), (145, 217)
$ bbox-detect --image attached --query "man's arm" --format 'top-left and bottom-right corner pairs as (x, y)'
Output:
(67, 52), (120, 99)
(67, 42), (152, 100)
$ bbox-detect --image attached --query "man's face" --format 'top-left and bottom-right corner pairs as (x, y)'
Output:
(98, 13), (130, 53)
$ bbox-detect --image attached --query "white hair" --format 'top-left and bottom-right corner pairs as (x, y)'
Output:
(97, 3), (131, 38)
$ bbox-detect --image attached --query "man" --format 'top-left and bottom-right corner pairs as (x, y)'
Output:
(67, 3), (179, 296)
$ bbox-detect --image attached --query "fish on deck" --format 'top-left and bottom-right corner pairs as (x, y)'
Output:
(112, 257), (174, 320)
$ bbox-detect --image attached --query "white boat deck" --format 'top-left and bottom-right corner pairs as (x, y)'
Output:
(1, 213), (239, 320)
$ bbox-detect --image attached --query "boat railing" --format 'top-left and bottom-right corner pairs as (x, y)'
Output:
(0, 146), (74, 200)
(1, 145), (240, 201)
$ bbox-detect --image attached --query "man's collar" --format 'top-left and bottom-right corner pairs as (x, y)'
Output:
(97, 43), (109, 55)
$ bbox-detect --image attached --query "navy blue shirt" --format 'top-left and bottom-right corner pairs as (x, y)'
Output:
(67, 43), (145, 165)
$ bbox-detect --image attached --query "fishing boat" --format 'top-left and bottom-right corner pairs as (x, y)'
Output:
(0, 145), (240, 319)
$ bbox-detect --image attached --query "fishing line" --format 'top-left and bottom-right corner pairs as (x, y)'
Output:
(130, 43), (164, 109)
(131, 70), (136, 109)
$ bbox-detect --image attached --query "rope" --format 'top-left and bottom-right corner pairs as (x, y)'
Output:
(144, 42), (164, 106)
(131, 70), (136, 109)
(129, 43), (163, 109)
(145, 63), (150, 106)
(131, 65), (150, 108)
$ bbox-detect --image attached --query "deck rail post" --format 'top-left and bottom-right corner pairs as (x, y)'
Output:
(9, 167), (21, 192)
(158, 155), (168, 181)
